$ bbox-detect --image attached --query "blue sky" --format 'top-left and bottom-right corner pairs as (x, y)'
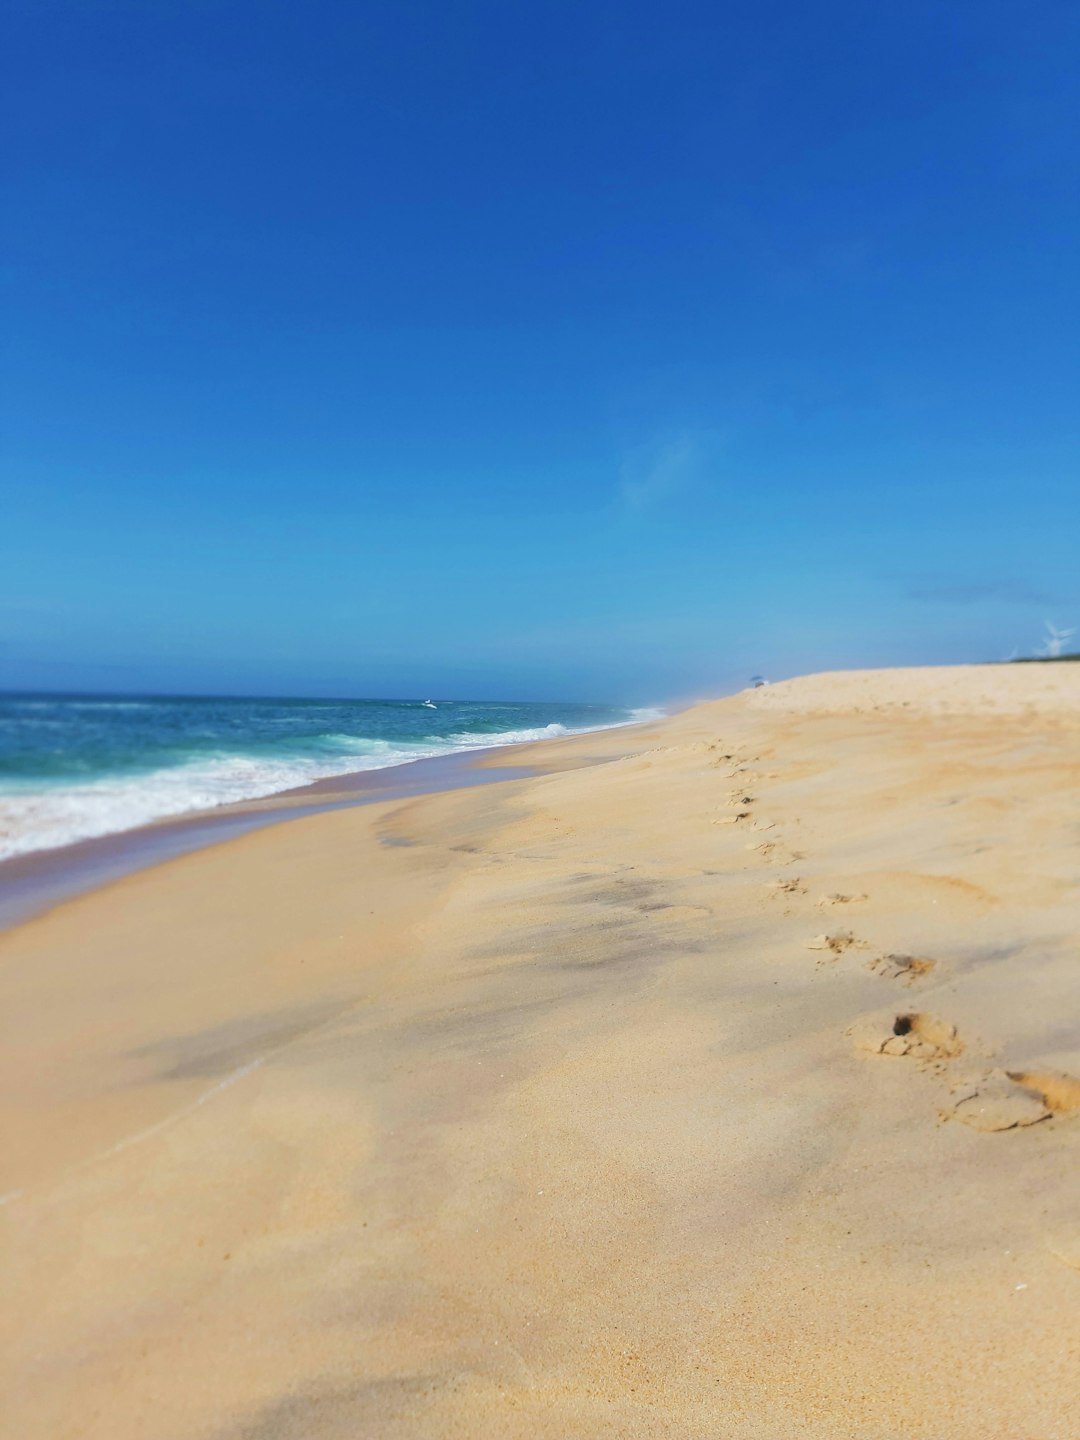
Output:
(3, 0), (1078, 702)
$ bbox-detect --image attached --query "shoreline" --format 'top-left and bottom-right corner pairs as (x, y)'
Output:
(2, 665), (1078, 1438)
(0, 715), (660, 931)
(0, 695), (665, 868)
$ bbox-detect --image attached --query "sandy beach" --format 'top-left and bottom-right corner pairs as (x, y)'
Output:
(2, 663), (1078, 1438)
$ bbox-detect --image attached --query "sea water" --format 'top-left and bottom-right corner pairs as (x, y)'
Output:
(0, 693), (660, 860)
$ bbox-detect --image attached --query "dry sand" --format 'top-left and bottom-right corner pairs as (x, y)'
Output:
(2, 664), (1078, 1438)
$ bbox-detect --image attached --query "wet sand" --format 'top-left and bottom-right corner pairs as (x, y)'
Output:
(0, 747), (539, 930)
(2, 665), (1079, 1438)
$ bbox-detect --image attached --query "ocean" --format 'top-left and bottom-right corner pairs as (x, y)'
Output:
(0, 692), (659, 861)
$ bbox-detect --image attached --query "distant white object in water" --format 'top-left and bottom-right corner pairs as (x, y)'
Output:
(422, 699), (437, 708)
(1038, 621), (1076, 659)
(751, 675), (769, 688)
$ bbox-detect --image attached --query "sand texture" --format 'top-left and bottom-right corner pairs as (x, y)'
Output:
(2, 664), (1079, 1438)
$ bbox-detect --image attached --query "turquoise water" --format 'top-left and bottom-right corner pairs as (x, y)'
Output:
(0, 692), (658, 860)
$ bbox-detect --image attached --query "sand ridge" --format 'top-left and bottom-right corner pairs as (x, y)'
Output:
(1, 664), (1079, 1437)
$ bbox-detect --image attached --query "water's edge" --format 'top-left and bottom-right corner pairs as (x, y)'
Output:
(0, 738), (607, 932)
(0, 696), (662, 860)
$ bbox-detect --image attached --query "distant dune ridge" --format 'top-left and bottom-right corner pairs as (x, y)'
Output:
(2, 663), (1079, 1438)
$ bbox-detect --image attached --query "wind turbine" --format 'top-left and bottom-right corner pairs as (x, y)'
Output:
(1038, 621), (1077, 659)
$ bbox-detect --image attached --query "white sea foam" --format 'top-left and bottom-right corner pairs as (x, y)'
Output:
(443, 722), (572, 747)
(627, 706), (666, 723)
(0, 747), (427, 860)
(0, 708), (665, 861)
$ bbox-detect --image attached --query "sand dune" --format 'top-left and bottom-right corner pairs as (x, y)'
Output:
(2, 664), (1078, 1438)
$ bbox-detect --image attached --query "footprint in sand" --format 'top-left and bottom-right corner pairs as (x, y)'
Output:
(869, 952), (937, 984)
(807, 930), (865, 959)
(768, 877), (807, 896)
(712, 810), (751, 826)
(816, 892), (868, 908)
(749, 840), (802, 865)
(1004, 1067), (1080, 1115)
(960, 1066), (1080, 1134)
(939, 1071), (1051, 1131)
(850, 1010), (964, 1061)
(851, 1013), (1080, 1135)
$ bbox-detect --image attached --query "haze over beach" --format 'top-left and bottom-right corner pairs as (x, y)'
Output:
(2, 2), (1079, 1437)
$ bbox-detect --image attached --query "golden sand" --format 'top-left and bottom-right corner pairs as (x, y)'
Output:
(2, 664), (1079, 1438)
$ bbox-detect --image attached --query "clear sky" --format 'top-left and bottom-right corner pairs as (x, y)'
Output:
(3, 1), (1078, 703)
